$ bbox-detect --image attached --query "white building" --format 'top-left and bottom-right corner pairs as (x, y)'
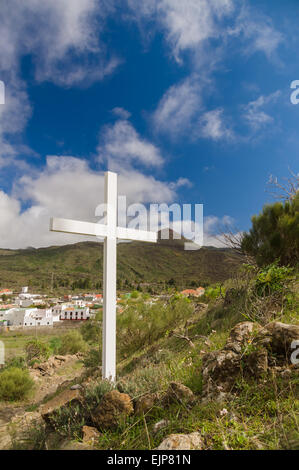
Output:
(60, 306), (90, 321)
(0, 307), (60, 327)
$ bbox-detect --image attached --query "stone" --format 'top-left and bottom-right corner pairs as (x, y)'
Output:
(1, 411), (45, 450)
(256, 322), (299, 359)
(202, 321), (265, 401)
(135, 392), (161, 415)
(40, 389), (82, 422)
(245, 348), (268, 377)
(153, 419), (169, 434)
(225, 321), (257, 354)
(70, 384), (82, 390)
(164, 382), (195, 405)
(157, 432), (202, 450)
(92, 390), (133, 430)
(202, 348), (240, 402)
(82, 425), (101, 445)
(55, 355), (67, 361)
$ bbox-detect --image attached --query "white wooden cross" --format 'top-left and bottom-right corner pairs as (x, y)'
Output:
(50, 171), (157, 381)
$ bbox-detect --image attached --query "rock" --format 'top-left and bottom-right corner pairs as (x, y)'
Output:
(70, 384), (82, 390)
(135, 392), (161, 415)
(82, 425), (101, 445)
(157, 432), (202, 450)
(40, 389), (82, 422)
(164, 382), (195, 406)
(202, 322), (264, 402)
(245, 348), (268, 377)
(1, 411), (45, 450)
(92, 390), (133, 430)
(225, 321), (257, 354)
(153, 419), (169, 434)
(256, 322), (299, 359)
(202, 348), (240, 402)
(55, 355), (67, 361)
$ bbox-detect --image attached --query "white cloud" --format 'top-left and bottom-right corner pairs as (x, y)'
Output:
(0, 155), (178, 249)
(128, 0), (233, 63)
(97, 118), (163, 169)
(153, 76), (203, 136)
(0, 1), (120, 168)
(0, 0), (119, 87)
(230, 5), (283, 60)
(198, 108), (233, 140)
(202, 215), (237, 247)
(111, 107), (132, 120)
(242, 91), (281, 130)
(0, 79), (33, 168)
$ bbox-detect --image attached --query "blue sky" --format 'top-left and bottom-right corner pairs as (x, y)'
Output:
(0, 0), (298, 248)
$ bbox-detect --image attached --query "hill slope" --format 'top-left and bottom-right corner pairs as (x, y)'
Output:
(0, 238), (243, 291)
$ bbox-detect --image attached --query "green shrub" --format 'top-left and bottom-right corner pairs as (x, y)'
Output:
(0, 367), (34, 401)
(49, 337), (62, 355)
(4, 356), (27, 370)
(25, 339), (51, 362)
(117, 297), (193, 356)
(83, 348), (101, 368)
(58, 330), (87, 355)
(80, 312), (102, 344)
(254, 263), (294, 296)
(241, 192), (299, 267)
(130, 291), (139, 299)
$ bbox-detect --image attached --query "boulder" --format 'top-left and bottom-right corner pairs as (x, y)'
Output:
(40, 389), (82, 422)
(244, 348), (268, 377)
(135, 392), (161, 415)
(1, 411), (45, 450)
(256, 322), (299, 359)
(55, 355), (67, 362)
(202, 347), (241, 402)
(163, 382), (195, 406)
(157, 432), (202, 450)
(92, 390), (133, 430)
(225, 321), (257, 354)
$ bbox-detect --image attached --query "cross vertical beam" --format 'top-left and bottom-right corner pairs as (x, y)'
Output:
(102, 171), (117, 381)
(49, 170), (157, 382)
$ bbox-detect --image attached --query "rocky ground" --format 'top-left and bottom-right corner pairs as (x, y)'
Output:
(1, 319), (298, 450)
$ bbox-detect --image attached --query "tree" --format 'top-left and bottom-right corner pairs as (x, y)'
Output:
(241, 192), (299, 267)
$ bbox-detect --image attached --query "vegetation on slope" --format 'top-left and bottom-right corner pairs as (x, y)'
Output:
(0, 239), (243, 292)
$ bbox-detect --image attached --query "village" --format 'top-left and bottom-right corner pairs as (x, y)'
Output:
(0, 285), (205, 331)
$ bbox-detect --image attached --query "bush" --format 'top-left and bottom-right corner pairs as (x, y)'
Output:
(25, 339), (51, 362)
(254, 263), (294, 296)
(83, 348), (101, 368)
(58, 331), (87, 355)
(49, 337), (62, 355)
(4, 356), (27, 370)
(241, 192), (299, 266)
(0, 367), (34, 401)
(117, 297), (193, 356)
(80, 312), (102, 344)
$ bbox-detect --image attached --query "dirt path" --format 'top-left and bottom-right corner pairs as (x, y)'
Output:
(0, 355), (85, 444)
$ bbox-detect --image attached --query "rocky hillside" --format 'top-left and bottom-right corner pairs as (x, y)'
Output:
(1, 267), (298, 450)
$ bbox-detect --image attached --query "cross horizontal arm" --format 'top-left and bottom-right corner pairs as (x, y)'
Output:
(50, 217), (108, 238)
(50, 217), (157, 243)
(116, 227), (157, 243)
